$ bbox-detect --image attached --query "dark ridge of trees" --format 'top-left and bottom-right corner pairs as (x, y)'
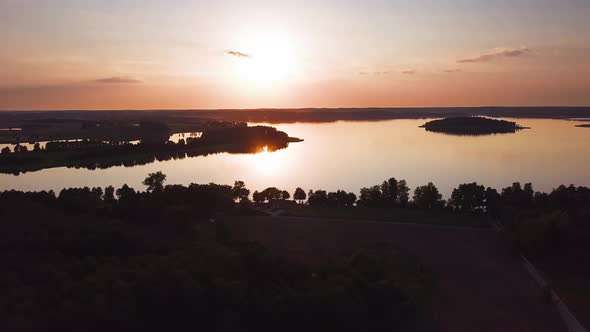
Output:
(357, 178), (410, 207)
(0, 125), (302, 175)
(420, 116), (527, 135)
(232, 180), (251, 202)
(412, 182), (444, 209)
(253, 187), (290, 203)
(0, 172), (590, 331)
(0, 173), (430, 332)
(307, 189), (357, 207)
(449, 182), (486, 212)
(293, 187), (306, 203)
(293, 178), (590, 276)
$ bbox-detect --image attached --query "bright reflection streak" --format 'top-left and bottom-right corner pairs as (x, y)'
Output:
(252, 145), (283, 175)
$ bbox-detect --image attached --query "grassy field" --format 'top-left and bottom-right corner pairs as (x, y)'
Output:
(282, 205), (489, 228)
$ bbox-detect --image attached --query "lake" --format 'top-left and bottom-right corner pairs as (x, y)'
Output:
(1, 118), (589, 198)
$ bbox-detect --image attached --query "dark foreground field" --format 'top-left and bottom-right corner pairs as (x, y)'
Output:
(227, 216), (565, 332)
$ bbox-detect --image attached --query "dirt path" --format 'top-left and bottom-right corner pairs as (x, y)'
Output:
(226, 216), (565, 332)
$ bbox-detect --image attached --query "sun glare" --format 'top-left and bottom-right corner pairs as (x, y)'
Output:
(252, 145), (283, 175)
(228, 32), (299, 87)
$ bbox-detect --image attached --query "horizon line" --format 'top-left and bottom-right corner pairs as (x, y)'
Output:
(2, 106), (590, 112)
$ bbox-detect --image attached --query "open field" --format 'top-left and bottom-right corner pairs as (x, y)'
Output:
(283, 205), (489, 228)
(227, 215), (565, 332)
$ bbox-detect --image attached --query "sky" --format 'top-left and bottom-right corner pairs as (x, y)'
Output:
(0, 0), (589, 110)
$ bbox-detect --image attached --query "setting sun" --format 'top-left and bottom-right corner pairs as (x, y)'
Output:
(227, 31), (300, 87)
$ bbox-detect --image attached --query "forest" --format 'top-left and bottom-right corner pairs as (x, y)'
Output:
(1, 171), (589, 331)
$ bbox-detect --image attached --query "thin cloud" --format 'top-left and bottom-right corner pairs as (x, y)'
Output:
(458, 47), (531, 63)
(444, 69), (462, 73)
(358, 71), (391, 76)
(401, 69), (416, 75)
(93, 76), (142, 84)
(225, 50), (251, 58)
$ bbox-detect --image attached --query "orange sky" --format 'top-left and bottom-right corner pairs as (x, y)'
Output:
(1, 0), (589, 109)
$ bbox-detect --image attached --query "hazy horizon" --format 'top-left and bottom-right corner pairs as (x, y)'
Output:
(2, 106), (590, 113)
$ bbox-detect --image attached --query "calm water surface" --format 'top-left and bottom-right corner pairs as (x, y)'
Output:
(1, 119), (589, 197)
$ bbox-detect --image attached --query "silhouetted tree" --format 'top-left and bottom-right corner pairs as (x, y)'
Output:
(252, 190), (264, 204)
(294, 187), (306, 204)
(33, 143), (41, 152)
(347, 192), (357, 206)
(358, 185), (383, 207)
(261, 187), (282, 202)
(143, 171), (167, 193)
(308, 190), (329, 206)
(281, 190), (290, 200)
(92, 187), (104, 200)
(328, 190), (357, 207)
(0, 147), (9, 155)
(501, 182), (534, 208)
(381, 177), (399, 206)
(413, 182), (442, 209)
(548, 184), (590, 220)
(116, 184), (137, 201)
(449, 182), (486, 212)
(104, 185), (115, 202)
(485, 187), (501, 217)
(232, 181), (250, 202)
(397, 180), (410, 207)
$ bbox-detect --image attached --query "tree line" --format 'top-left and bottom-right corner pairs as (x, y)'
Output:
(0, 126), (298, 175)
(3, 172), (589, 227)
(0, 171), (430, 332)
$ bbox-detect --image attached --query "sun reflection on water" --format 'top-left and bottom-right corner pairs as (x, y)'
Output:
(252, 145), (283, 175)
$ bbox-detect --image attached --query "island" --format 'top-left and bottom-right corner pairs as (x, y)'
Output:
(420, 116), (528, 135)
(575, 123), (590, 128)
(0, 125), (302, 174)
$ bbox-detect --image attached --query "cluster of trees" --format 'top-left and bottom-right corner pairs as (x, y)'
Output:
(2, 172), (590, 259)
(0, 172), (251, 225)
(245, 178), (590, 223)
(421, 116), (526, 135)
(0, 126), (297, 175)
(1, 142), (41, 155)
(252, 187), (291, 203)
(4, 171), (588, 221)
(251, 187), (358, 208)
(0, 126), (294, 156)
(307, 189), (357, 207)
(0, 173), (429, 332)
(357, 178), (411, 207)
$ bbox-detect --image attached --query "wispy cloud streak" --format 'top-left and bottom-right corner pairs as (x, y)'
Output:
(458, 47), (531, 63)
(93, 76), (142, 84)
(225, 50), (251, 58)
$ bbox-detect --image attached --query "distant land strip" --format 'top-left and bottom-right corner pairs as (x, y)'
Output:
(2, 107), (590, 126)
